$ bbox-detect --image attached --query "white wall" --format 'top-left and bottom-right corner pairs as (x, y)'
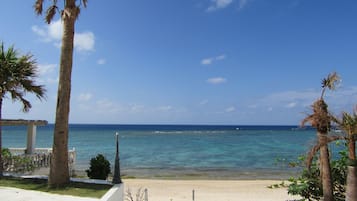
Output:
(100, 183), (124, 201)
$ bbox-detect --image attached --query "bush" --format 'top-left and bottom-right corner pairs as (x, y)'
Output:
(288, 149), (347, 201)
(2, 148), (35, 173)
(86, 154), (111, 180)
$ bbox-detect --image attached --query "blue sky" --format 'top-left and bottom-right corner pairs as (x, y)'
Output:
(1, 0), (357, 125)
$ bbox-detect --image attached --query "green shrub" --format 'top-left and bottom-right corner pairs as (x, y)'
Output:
(288, 149), (347, 201)
(2, 148), (35, 173)
(2, 148), (12, 159)
(86, 154), (111, 180)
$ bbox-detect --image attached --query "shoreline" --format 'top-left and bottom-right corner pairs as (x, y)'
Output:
(32, 167), (300, 180)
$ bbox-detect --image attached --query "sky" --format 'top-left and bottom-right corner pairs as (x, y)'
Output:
(1, 0), (357, 125)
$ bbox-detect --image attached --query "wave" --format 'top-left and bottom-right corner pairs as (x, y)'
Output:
(153, 130), (229, 134)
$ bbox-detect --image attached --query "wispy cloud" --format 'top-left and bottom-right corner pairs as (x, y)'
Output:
(201, 58), (214, 65)
(78, 93), (93, 102)
(238, 0), (248, 10)
(74, 32), (95, 52)
(247, 86), (357, 114)
(207, 77), (227, 84)
(207, 0), (233, 12)
(225, 106), (236, 112)
(37, 63), (58, 85)
(95, 99), (120, 113)
(32, 19), (95, 52)
(206, 0), (250, 12)
(201, 54), (226, 65)
(285, 102), (297, 108)
(157, 105), (173, 111)
(38, 64), (56, 76)
(97, 59), (106, 65)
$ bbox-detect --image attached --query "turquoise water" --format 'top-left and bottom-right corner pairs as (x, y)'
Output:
(2, 124), (336, 179)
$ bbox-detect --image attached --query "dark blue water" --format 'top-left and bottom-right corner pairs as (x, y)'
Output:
(2, 124), (336, 178)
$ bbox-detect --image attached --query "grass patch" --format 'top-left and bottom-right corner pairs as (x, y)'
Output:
(0, 176), (112, 198)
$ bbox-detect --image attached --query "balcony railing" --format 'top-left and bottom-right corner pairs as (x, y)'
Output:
(6, 148), (76, 176)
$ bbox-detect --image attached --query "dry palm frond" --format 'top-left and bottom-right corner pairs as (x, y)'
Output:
(82, 0), (88, 8)
(302, 99), (331, 133)
(45, 5), (57, 24)
(74, 6), (81, 20)
(34, 0), (44, 15)
(332, 107), (357, 137)
(321, 72), (340, 99)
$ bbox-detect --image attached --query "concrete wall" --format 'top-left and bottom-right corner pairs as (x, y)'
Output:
(100, 183), (124, 201)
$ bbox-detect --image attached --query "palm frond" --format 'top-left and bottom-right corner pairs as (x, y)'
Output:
(34, 0), (44, 15)
(302, 99), (331, 133)
(82, 0), (88, 8)
(0, 42), (46, 113)
(320, 72), (340, 99)
(77, 6), (81, 19)
(322, 72), (340, 90)
(45, 5), (57, 24)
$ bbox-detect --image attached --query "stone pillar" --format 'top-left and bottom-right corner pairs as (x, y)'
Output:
(26, 123), (36, 154)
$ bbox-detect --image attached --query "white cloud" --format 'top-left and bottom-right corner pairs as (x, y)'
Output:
(47, 77), (59, 84)
(201, 54), (226, 65)
(32, 19), (95, 52)
(216, 54), (226, 60)
(78, 93), (93, 102)
(285, 102), (297, 108)
(32, 26), (48, 40)
(97, 59), (106, 65)
(201, 58), (213, 65)
(157, 105), (173, 111)
(48, 20), (62, 40)
(248, 86), (357, 114)
(36, 63), (58, 85)
(130, 104), (145, 112)
(95, 99), (121, 113)
(207, 77), (227, 84)
(38, 64), (56, 76)
(225, 106), (236, 112)
(207, 0), (233, 12)
(74, 32), (95, 52)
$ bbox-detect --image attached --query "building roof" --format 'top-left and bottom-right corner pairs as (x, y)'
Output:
(0, 119), (48, 126)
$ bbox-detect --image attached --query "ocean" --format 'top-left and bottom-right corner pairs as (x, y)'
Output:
(1, 124), (340, 179)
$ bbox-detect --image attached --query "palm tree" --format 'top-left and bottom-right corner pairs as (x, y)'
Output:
(34, 0), (87, 187)
(302, 72), (340, 201)
(0, 42), (46, 177)
(333, 109), (357, 201)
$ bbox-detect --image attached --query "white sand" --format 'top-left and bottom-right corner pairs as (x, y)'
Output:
(124, 179), (301, 201)
(0, 179), (301, 201)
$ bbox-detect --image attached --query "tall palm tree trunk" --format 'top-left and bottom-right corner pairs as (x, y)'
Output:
(319, 133), (334, 201)
(347, 139), (357, 201)
(0, 98), (3, 177)
(48, 0), (76, 187)
(347, 166), (357, 201)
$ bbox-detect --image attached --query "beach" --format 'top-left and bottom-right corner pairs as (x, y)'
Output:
(124, 179), (301, 201)
(1, 179), (301, 201)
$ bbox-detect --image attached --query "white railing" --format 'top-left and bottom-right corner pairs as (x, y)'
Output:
(8, 147), (76, 176)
